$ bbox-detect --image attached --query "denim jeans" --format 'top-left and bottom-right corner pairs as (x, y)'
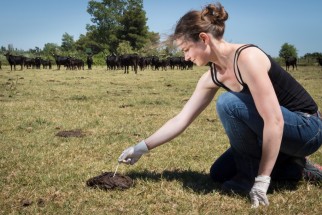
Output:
(210, 92), (322, 181)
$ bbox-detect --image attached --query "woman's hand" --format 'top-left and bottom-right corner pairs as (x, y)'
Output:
(118, 141), (149, 165)
(249, 175), (271, 208)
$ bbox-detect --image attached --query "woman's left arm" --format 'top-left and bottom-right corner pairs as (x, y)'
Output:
(239, 48), (284, 177)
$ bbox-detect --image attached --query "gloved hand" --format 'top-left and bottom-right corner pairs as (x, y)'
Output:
(249, 175), (271, 208)
(118, 140), (149, 165)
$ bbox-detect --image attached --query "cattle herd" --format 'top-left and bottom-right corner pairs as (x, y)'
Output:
(1, 52), (322, 72)
(1, 52), (194, 73)
(106, 53), (193, 74)
(283, 56), (322, 70)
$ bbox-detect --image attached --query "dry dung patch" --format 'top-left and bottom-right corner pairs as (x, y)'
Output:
(86, 172), (134, 190)
(55, 129), (87, 138)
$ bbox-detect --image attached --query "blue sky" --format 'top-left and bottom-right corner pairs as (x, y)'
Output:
(0, 0), (321, 57)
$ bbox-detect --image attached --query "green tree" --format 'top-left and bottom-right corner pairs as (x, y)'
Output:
(28, 47), (41, 56)
(86, 0), (159, 54)
(302, 52), (322, 65)
(303, 52), (322, 59)
(61, 33), (76, 52)
(147, 31), (160, 47)
(117, 41), (134, 54)
(279, 43), (298, 59)
(87, 0), (126, 53)
(75, 32), (105, 54)
(137, 31), (160, 56)
(42, 43), (60, 58)
(1, 46), (6, 52)
(118, 0), (148, 51)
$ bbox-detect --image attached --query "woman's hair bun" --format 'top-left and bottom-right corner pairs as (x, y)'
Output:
(201, 3), (228, 25)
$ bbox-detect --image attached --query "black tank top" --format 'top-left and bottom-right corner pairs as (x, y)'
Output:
(210, 44), (318, 114)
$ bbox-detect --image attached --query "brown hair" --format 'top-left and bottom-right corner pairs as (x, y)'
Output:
(173, 2), (228, 42)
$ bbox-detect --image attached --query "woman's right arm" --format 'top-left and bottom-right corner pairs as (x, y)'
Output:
(145, 71), (218, 150)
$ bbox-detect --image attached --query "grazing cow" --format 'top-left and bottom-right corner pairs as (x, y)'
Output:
(0, 60), (2, 70)
(144, 56), (153, 70)
(138, 56), (147, 71)
(106, 54), (119, 70)
(4, 52), (25, 71)
(24, 57), (36, 69)
(150, 55), (160, 70)
(285, 56), (297, 71)
(159, 58), (170, 71)
(317, 58), (322, 67)
(34, 57), (42, 69)
(68, 57), (84, 70)
(87, 55), (93, 70)
(168, 56), (193, 70)
(41, 59), (52, 69)
(120, 54), (139, 74)
(53, 54), (70, 70)
(169, 56), (184, 70)
(183, 60), (194, 70)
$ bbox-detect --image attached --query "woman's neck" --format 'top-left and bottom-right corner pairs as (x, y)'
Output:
(209, 40), (237, 70)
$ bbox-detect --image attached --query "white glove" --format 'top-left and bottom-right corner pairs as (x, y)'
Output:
(249, 175), (271, 208)
(118, 140), (149, 165)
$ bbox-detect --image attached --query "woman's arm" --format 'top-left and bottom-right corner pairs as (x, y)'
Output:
(145, 71), (218, 150)
(239, 48), (284, 177)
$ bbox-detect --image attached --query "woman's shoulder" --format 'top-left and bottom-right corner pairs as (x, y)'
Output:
(237, 45), (269, 66)
(198, 69), (219, 89)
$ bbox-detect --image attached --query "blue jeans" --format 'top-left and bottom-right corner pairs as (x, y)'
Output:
(210, 92), (322, 182)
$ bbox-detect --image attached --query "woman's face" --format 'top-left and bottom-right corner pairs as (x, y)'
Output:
(176, 37), (210, 66)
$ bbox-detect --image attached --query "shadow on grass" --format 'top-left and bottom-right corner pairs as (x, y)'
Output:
(269, 180), (301, 194)
(127, 169), (302, 196)
(128, 169), (222, 194)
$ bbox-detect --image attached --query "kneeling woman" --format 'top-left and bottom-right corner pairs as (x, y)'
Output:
(118, 2), (322, 208)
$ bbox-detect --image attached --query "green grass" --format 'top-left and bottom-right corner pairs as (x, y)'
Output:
(0, 65), (321, 214)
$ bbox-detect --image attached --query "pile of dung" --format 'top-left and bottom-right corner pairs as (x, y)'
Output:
(86, 172), (134, 190)
(55, 129), (86, 138)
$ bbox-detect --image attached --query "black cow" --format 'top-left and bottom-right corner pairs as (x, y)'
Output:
(168, 56), (193, 70)
(24, 57), (36, 69)
(285, 56), (297, 71)
(169, 56), (184, 70)
(53, 54), (70, 70)
(87, 55), (93, 70)
(182, 60), (194, 70)
(317, 58), (322, 67)
(41, 59), (52, 69)
(138, 56), (147, 71)
(120, 54), (139, 74)
(150, 55), (160, 70)
(68, 57), (84, 70)
(106, 54), (119, 70)
(34, 57), (42, 69)
(144, 56), (153, 70)
(4, 52), (25, 71)
(0, 60), (2, 70)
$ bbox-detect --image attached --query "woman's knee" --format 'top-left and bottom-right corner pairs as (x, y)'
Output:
(216, 92), (233, 112)
(216, 92), (243, 117)
(210, 148), (237, 182)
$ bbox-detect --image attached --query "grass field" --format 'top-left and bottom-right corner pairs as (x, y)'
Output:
(0, 65), (321, 214)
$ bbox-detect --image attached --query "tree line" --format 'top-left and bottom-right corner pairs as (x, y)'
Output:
(1, 0), (178, 65)
(1, 0), (321, 67)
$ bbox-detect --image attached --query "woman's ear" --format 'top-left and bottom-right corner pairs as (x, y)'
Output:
(199, 32), (209, 44)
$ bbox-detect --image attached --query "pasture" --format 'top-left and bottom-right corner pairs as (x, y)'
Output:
(0, 66), (321, 214)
